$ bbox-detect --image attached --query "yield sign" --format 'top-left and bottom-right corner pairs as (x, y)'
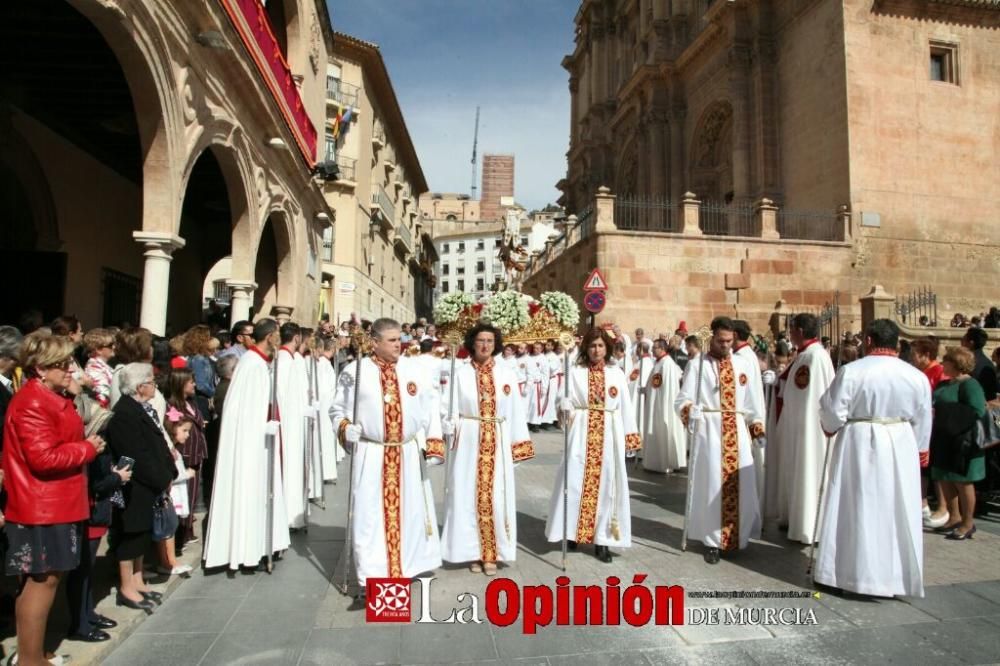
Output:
(583, 268), (608, 291)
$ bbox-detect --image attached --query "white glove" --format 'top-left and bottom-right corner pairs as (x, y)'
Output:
(424, 453), (444, 467)
(265, 420), (280, 436)
(687, 405), (704, 433)
(762, 370), (776, 386)
(441, 418), (456, 437)
(558, 398), (574, 415)
(344, 424), (362, 444)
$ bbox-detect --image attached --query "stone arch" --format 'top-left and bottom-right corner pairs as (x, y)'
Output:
(253, 206), (297, 317)
(0, 127), (60, 252)
(689, 100), (734, 203)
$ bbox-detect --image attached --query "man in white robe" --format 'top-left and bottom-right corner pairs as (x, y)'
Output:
(514, 345), (530, 417)
(779, 314), (835, 544)
(543, 341), (562, 428)
(814, 319), (931, 598)
(204, 319), (290, 570)
(628, 340), (653, 430)
(441, 325), (534, 574)
(277, 324), (309, 529)
(676, 317), (766, 564)
(331, 318), (445, 591)
(733, 321), (767, 516)
(643, 339), (686, 473)
(316, 339), (339, 481)
(526, 343), (550, 431)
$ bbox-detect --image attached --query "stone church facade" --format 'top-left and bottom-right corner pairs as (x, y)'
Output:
(549, 0), (1000, 332)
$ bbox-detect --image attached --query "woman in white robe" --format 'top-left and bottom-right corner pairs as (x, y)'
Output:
(441, 325), (534, 574)
(546, 328), (642, 562)
(642, 345), (687, 473)
(316, 341), (339, 480)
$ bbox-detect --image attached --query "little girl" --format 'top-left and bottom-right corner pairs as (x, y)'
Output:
(159, 409), (195, 576)
(166, 368), (208, 551)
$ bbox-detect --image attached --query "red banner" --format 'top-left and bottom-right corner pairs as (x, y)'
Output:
(220, 0), (318, 166)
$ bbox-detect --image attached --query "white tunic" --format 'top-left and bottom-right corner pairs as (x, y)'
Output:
(277, 348), (309, 528)
(642, 354), (687, 473)
(545, 364), (642, 547)
(204, 348), (290, 570)
(331, 355), (444, 585)
(442, 359), (534, 564)
(779, 342), (835, 544)
(676, 352), (766, 551)
(628, 355), (654, 429)
(545, 351), (564, 423)
(734, 343), (767, 516)
(814, 354), (931, 598)
(316, 356), (340, 478)
(527, 354), (551, 425)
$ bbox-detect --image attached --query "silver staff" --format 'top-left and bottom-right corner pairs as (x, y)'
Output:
(681, 328), (711, 552)
(312, 354), (327, 504)
(561, 347), (570, 571)
(338, 344), (364, 596)
(303, 352), (314, 532)
(807, 433), (837, 578)
(264, 347), (280, 573)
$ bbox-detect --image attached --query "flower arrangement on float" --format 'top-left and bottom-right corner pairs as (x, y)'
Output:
(434, 289), (580, 346)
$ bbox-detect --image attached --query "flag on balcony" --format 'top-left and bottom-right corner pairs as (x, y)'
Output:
(331, 105), (354, 140)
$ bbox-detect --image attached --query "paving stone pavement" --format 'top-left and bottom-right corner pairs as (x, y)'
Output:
(92, 429), (1000, 665)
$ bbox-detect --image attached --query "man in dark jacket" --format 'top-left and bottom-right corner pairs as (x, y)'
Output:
(962, 328), (998, 401)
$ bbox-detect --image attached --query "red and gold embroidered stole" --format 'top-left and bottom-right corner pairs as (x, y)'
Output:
(373, 356), (404, 577)
(576, 365), (605, 544)
(718, 356), (740, 552)
(473, 359), (499, 562)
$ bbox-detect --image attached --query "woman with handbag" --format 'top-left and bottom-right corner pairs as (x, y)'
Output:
(106, 363), (177, 613)
(930, 347), (987, 540)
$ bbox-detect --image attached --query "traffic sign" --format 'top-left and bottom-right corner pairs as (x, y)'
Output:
(584, 290), (606, 314)
(583, 268), (608, 291)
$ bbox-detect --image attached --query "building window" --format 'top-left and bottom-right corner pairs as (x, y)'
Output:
(494, 238), (502, 248)
(446, 214), (457, 221)
(324, 133), (336, 162)
(457, 241), (465, 253)
(520, 235), (528, 246)
(930, 41), (958, 84)
(442, 264), (449, 275)
(442, 281), (449, 293)
(456, 266), (465, 275)
(442, 242), (449, 254)
(457, 279), (465, 292)
(476, 260), (485, 273)
(476, 278), (485, 292)
(476, 239), (485, 251)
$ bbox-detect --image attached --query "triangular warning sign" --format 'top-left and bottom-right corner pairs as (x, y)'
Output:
(583, 268), (608, 291)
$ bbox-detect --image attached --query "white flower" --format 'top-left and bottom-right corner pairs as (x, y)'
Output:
(540, 291), (580, 329)
(483, 291), (529, 335)
(433, 292), (474, 324)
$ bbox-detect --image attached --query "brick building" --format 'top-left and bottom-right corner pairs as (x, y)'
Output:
(479, 154), (515, 223)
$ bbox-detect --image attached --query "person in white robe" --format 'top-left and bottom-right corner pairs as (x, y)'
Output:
(204, 319), (290, 570)
(301, 341), (324, 502)
(642, 339), (687, 473)
(316, 339), (339, 480)
(733, 321), (768, 516)
(778, 314), (835, 544)
(441, 324), (534, 574)
(546, 328), (642, 563)
(514, 346), (531, 417)
(276, 324), (309, 529)
(676, 317), (766, 564)
(813, 319), (931, 598)
(526, 343), (550, 430)
(331, 318), (445, 590)
(543, 341), (562, 426)
(628, 340), (654, 430)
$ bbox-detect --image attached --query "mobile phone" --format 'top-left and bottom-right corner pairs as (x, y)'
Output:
(116, 456), (135, 471)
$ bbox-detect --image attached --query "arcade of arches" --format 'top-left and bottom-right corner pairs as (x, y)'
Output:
(0, 0), (333, 334)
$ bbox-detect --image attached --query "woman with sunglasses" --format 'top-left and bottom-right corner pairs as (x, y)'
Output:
(2, 332), (104, 666)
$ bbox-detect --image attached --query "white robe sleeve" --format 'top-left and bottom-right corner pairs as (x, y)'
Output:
(676, 355), (700, 425)
(911, 379), (932, 453)
(422, 371), (445, 462)
(819, 367), (853, 436)
(507, 369), (535, 463)
(616, 370), (642, 452)
(742, 360), (767, 435)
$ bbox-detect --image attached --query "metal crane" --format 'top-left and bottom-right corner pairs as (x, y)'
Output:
(470, 106), (480, 199)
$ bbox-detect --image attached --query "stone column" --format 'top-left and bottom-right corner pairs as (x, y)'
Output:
(270, 305), (294, 325)
(682, 192), (702, 236)
(669, 105), (686, 205)
(646, 110), (668, 200)
(755, 198), (779, 239)
(227, 280), (257, 324)
(594, 186), (617, 233)
(838, 205), (852, 241)
(132, 231), (185, 336)
(728, 44), (753, 201)
(859, 285), (896, 332)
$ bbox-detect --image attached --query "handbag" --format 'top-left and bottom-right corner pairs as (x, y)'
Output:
(152, 493), (179, 542)
(982, 405), (1000, 450)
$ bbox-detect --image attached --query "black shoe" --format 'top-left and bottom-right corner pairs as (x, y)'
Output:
(704, 548), (720, 564)
(945, 525), (976, 540)
(92, 615), (117, 629)
(140, 591), (163, 605)
(566, 540), (577, 551)
(348, 591), (367, 612)
(116, 592), (155, 614)
(594, 545), (613, 563)
(68, 629), (111, 643)
(528, 425), (539, 432)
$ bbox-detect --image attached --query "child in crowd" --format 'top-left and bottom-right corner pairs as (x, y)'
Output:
(158, 408), (196, 576)
(165, 369), (208, 551)
(83, 328), (115, 408)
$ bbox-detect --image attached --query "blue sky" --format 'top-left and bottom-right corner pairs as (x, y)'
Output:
(328, 0), (577, 210)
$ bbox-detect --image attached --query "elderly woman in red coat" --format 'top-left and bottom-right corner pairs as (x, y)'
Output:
(3, 332), (104, 666)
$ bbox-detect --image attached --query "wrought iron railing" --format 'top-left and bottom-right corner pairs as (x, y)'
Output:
(326, 78), (360, 107)
(895, 287), (938, 326)
(372, 186), (395, 223)
(699, 200), (755, 236)
(777, 209), (841, 242)
(613, 196), (679, 232)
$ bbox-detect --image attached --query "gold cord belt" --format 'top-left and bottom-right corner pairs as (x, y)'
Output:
(847, 417), (906, 425)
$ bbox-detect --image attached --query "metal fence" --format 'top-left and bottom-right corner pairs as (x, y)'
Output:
(576, 205), (595, 240)
(613, 196), (679, 232)
(895, 286), (938, 327)
(777, 209), (841, 242)
(326, 78), (359, 107)
(699, 200), (755, 236)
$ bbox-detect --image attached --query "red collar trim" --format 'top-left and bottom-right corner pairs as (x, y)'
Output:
(798, 339), (820, 352)
(867, 347), (898, 357)
(249, 346), (270, 361)
(734, 342), (750, 352)
(372, 354), (396, 369)
(472, 357), (495, 371)
(279, 345), (295, 354)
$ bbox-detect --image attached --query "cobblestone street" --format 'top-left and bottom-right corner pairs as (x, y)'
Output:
(95, 429), (1000, 665)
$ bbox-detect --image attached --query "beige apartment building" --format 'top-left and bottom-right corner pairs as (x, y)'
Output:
(1, 0), (336, 334)
(319, 32), (436, 325)
(533, 0), (1000, 333)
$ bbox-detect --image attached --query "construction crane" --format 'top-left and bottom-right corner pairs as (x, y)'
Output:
(470, 106), (480, 199)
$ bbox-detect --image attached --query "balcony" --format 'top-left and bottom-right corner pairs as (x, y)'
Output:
(371, 185), (396, 231)
(394, 223), (413, 255)
(320, 154), (357, 188)
(326, 78), (360, 109)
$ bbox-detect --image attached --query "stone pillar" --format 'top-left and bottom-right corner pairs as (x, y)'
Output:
(270, 305), (294, 325)
(565, 214), (578, 246)
(132, 231), (185, 336)
(859, 285), (895, 332)
(728, 45), (753, 201)
(227, 280), (257, 324)
(681, 192), (702, 236)
(646, 110), (668, 200)
(669, 105), (686, 205)
(594, 186), (617, 233)
(755, 198), (779, 240)
(838, 205), (852, 241)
